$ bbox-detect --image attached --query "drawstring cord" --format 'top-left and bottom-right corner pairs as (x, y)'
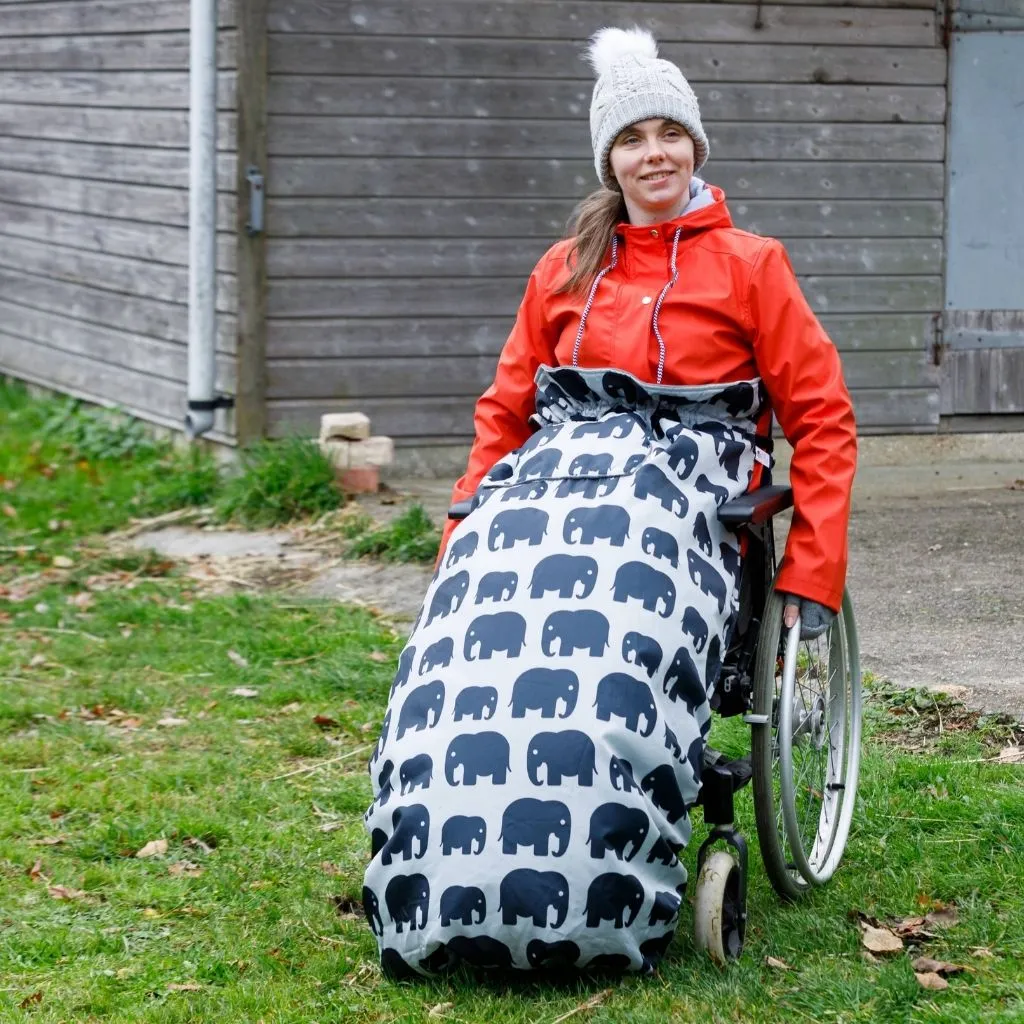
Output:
(571, 227), (683, 386)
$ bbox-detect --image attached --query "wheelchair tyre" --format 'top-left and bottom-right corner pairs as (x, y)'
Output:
(692, 851), (745, 964)
(751, 586), (862, 900)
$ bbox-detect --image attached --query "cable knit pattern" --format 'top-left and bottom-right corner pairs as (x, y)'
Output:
(587, 27), (709, 187)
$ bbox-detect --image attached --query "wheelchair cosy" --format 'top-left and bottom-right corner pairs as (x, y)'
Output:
(364, 366), (862, 973)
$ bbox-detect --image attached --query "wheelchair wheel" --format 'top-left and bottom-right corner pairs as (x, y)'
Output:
(751, 586), (862, 900)
(692, 850), (745, 963)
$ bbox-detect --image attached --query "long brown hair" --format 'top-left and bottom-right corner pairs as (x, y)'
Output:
(558, 186), (626, 295)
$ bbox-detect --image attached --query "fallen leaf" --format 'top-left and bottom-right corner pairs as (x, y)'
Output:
(135, 838), (169, 858)
(888, 915), (938, 941)
(912, 957), (965, 976)
(52, 555), (74, 568)
(156, 716), (188, 727)
(27, 859), (45, 880)
(167, 982), (203, 991)
(313, 714), (338, 728)
(368, 651), (389, 663)
(924, 905), (959, 930)
(48, 884), (86, 901)
(319, 821), (344, 833)
(860, 923), (903, 954)
(19, 992), (43, 1009)
(428, 1004), (454, 1019)
(279, 702), (302, 714)
(29, 836), (66, 846)
(2, 503), (17, 518)
(183, 836), (215, 854)
(230, 687), (259, 698)
(66, 592), (94, 610)
(227, 649), (249, 668)
(320, 861), (344, 876)
(996, 745), (1023, 764)
(28, 653), (47, 668)
(969, 947), (995, 959)
(765, 956), (793, 970)
(915, 971), (948, 991)
(141, 907), (161, 918)
(168, 861), (203, 877)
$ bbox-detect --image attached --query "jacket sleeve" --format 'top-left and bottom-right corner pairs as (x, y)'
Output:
(437, 256), (559, 560)
(746, 239), (858, 612)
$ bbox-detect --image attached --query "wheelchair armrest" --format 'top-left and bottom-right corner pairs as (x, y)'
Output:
(447, 497), (477, 521)
(717, 484), (793, 527)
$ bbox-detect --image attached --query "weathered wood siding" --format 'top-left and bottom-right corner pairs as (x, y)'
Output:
(0, 1), (239, 441)
(264, 0), (947, 447)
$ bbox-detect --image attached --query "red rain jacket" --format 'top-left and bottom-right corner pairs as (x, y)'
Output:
(440, 186), (857, 612)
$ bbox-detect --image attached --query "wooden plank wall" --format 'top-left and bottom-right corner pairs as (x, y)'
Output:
(264, 0), (947, 450)
(0, 1), (239, 442)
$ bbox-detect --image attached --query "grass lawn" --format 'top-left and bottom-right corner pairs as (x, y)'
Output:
(2, 381), (1023, 1022)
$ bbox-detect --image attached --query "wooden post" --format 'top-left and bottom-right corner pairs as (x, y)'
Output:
(234, 0), (269, 445)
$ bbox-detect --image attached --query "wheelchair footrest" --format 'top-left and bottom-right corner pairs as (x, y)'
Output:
(702, 748), (753, 793)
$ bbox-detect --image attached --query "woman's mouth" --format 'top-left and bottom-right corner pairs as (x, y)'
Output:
(640, 170), (673, 183)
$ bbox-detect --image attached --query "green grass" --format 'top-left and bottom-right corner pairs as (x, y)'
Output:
(342, 504), (442, 564)
(2, 378), (1023, 1022)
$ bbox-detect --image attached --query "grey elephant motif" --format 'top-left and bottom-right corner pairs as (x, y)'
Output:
(705, 633), (723, 690)
(530, 553), (598, 599)
(664, 723), (683, 762)
(426, 570), (470, 625)
(385, 873), (430, 933)
(370, 708), (391, 765)
(681, 605), (709, 654)
(571, 414), (636, 440)
(641, 764), (689, 824)
(370, 827), (387, 857)
(419, 636), (454, 675)
(488, 508), (548, 551)
(692, 511), (713, 557)
(585, 952), (633, 972)
(594, 672), (657, 737)
(363, 884), (384, 936)
(562, 505), (630, 546)
(633, 464), (688, 518)
(687, 549), (727, 613)
(510, 668), (578, 719)
(444, 935), (514, 969)
(498, 868), (569, 928)
(445, 731), (510, 785)
(376, 759), (394, 807)
(611, 560), (676, 618)
(517, 424), (558, 455)
(452, 685), (498, 721)
(646, 835), (683, 866)
(663, 644), (705, 713)
(500, 798), (571, 856)
(621, 631), (663, 679)
(445, 530), (478, 568)
(556, 475), (618, 499)
(475, 571), (518, 604)
(609, 755), (640, 793)
(541, 609), (609, 657)
(440, 814), (486, 855)
(695, 472), (729, 508)
(500, 479), (548, 502)
(584, 872), (644, 928)
(399, 753), (432, 795)
(527, 730), (596, 786)
(640, 932), (674, 967)
(648, 890), (681, 927)
(718, 437), (747, 481)
(439, 885), (486, 926)
(464, 612), (527, 661)
(665, 433), (699, 480)
(587, 802), (650, 861)
(396, 681), (445, 740)
(519, 447), (562, 479)
(568, 452), (613, 477)
(719, 540), (742, 584)
(380, 803), (430, 865)
(641, 526), (679, 568)
(526, 938), (582, 969)
(390, 645), (416, 696)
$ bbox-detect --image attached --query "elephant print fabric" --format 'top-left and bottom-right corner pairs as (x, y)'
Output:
(364, 366), (766, 977)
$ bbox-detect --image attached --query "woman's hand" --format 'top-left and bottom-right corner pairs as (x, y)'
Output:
(782, 595), (835, 640)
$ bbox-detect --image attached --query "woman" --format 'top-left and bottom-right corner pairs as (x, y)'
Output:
(363, 26), (857, 977)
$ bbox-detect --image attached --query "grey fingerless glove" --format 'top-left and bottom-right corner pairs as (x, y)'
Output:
(783, 595), (835, 640)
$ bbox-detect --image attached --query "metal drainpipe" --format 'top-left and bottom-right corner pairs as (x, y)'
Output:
(186, 0), (230, 437)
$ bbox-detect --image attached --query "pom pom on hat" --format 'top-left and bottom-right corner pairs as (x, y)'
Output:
(585, 26), (659, 77)
(585, 25), (709, 187)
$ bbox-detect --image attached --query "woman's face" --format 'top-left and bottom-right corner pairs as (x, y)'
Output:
(609, 119), (695, 225)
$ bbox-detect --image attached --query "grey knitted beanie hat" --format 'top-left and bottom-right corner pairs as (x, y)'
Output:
(586, 26), (709, 188)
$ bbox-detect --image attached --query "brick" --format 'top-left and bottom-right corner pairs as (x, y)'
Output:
(340, 466), (379, 494)
(319, 439), (350, 470)
(348, 435), (394, 469)
(319, 412), (371, 442)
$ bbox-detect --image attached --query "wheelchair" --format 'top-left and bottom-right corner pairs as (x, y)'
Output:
(448, 478), (862, 966)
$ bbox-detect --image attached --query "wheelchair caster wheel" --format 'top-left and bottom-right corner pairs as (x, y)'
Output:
(693, 851), (746, 964)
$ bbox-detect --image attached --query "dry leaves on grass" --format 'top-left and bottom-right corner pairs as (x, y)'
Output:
(168, 861), (203, 877)
(167, 982), (203, 992)
(19, 992), (42, 1010)
(227, 648), (249, 668)
(230, 687), (259, 698)
(428, 1004), (454, 1019)
(912, 956), (966, 976)
(996, 745), (1024, 763)
(183, 836), (215, 855)
(915, 971), (949, 991)
(313, 714), (339, 728)
(765, 956), (794, 970)
(860, 923), (904, 955)
(156, 716), (188, 727)
(135, 838), (169, 858)
(48, 884), (86, 901)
